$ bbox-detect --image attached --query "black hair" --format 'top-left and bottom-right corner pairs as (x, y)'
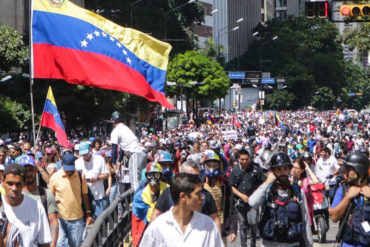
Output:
(4, 163), (26, 181)
(170, 173), (201, 205)
(92, 138), (102, 147)
(323, 147), (331, 156)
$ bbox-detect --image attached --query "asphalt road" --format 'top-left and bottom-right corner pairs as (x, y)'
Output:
(229, 220), (339, 247)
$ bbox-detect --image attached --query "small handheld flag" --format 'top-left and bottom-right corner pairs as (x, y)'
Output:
(40, 87), (71, 147)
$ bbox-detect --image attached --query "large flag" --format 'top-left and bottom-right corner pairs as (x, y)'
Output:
(275, 112), (286, 131)
(40, 87), (71, 147)
(31, 0), (174, 109)
(232, 116), (241, 128)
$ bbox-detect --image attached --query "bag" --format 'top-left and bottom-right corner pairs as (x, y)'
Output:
(77, 171), (95, 218)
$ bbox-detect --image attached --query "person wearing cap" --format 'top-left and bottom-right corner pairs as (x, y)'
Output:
(49, 153), (93, 247)
(75, 142), (109, 220)
(2, 163), (52, 246)
(249, 152), (313, 247)
(229, 149), (264, 247)
(131, 162), (168, 247)
(329, 152), (370, 247)
(20, 155), (59, 247)
(110, 111), (146, 191)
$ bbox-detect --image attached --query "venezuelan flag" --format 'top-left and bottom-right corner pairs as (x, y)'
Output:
(275, 112), (286, 131)
(32, 0), (173, 109)
(40, 87), (71, 147)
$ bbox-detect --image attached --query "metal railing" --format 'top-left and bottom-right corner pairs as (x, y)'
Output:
(81, 188), (134, 247)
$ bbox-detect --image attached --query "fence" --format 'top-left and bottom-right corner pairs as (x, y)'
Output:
(81, 188), (134, 247)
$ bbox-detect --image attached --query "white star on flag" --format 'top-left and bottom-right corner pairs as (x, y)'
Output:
(102, 32), (107, 38)
(94, 31), (100, 37)
(86, 33), (94, 40)
(126, 57), (132, 64)
(122, 49), (128, 55)
(81, 40), (88, 47)
(117, 42), (122, 48)
(110, 36), (115, 41)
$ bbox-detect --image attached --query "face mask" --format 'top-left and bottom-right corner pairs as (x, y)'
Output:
(204, 167), (221, 178)
(146, 172), (161, 186)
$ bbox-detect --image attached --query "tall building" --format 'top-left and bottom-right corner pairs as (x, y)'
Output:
(193, 0), (214, 48)
(0, 0), (84, 34)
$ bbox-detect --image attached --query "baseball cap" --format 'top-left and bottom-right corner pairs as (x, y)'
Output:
(19, 155), (36, 167)
(79, 142), (90, 155)
(45, 147), (54, 155)
(62, 153), (76, 172)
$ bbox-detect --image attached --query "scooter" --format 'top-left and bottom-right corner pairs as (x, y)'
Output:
(311, 183), (330, 243)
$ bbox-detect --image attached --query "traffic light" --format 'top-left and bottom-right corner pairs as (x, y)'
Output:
(305, 1), (329, 19)
(340, 4), (370, 17)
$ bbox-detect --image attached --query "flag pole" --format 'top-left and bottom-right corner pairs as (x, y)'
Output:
(29, 0), (36, 145)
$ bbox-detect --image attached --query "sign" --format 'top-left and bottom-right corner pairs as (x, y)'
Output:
(348, 93), (356, 97)
(261, 78), (275, 84)
(228, 72), (245, 79)
(222, 130), (238, 140)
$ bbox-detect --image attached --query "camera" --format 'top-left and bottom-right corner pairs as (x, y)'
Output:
(275, 220), (287, 235)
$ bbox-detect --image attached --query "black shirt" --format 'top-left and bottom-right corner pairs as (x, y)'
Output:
(229, 162), (264, 197)
(155, 187), (217, 215)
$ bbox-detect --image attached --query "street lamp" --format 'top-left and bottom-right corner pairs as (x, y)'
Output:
(216, 17), (244, 57)
(257, 35), (278, 110)
(211, 9), (218, 14)
(0, 75), (12, 82)
(164, 0), (196, 40)
(130, 0), (145, 27)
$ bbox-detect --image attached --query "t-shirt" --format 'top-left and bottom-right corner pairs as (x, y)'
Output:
(111, 123), (144, 153)
(76, 154), (109, 200)
(23, 187), (58, 215)
(2, 194), (52, 246)
(155, 187), (217, 215)
(314, 156), (339, 184)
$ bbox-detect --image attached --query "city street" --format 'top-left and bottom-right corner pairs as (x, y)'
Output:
(230, 220), (339, 247)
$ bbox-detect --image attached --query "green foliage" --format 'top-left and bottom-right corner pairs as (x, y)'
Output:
(311, 87), (336, 110)
(199, 38), (225, 65)
(85, 0), (205, 55)
(265, 90), (296, 110)
(167, 50), (230, 100)
(342, 23), (370, 62)
(0, 24), (29, 72)
(340, 60), (370, 110)
(0, 95), (31, 131)
(226, 16), (346, 110)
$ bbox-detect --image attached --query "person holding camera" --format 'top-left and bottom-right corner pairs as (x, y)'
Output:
(249, 152), (313, 247)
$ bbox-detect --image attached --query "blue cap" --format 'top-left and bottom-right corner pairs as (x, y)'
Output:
(89, 137), (95, 143)
(79, 142), (90, 155)
(19, 155), (36, 167)
(62, 153), (76, 172)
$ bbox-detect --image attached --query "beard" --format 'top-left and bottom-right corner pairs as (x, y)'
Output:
(26, 177), (36, 185)
(277, 175), (289, 183)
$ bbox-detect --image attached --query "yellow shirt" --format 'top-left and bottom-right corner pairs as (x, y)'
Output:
(49, 169), (88, 220)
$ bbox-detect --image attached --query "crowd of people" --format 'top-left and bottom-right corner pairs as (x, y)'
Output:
(0, 108), (369, 247)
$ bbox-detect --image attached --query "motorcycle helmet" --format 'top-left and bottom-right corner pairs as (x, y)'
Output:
(203, 150), (221, 178)
(270, 152), (292, 168)
(155, 151), (173, 163)
(145, 162), (162, 186)
(344, 152), (369, 177)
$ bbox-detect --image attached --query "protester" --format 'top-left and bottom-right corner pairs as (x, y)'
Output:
(2, 163), (52, 246)
(139, 173), (223, 247)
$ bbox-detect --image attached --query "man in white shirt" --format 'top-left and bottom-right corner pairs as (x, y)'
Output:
(314, 147), (340, 185)
(75, 142), (109, 219)
(2, 163), (51, 246)
(139, 173), (223, 247)
(110, 111), (146, 190)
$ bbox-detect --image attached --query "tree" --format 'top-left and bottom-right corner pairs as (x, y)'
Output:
(85, 0), (205, 55)
(199, 38), (225, 65)
(0, 24), (28, 72)
(167, 50), (230, 100)
(342, 23), (370, 62)
(226, 16), (346, 110)
(0, 95), (31, 132)
(311, 87), (336, 110)
(265, 90), (296, 110)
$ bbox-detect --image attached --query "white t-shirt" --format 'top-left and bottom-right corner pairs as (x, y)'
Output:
(139, 207), (223, 247)
(2, 194), (51, 246)
(110, 123), (144, 153)
(76, 154), (109, 200)
(314, 156), (339, 184)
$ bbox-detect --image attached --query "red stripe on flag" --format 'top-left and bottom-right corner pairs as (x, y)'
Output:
(33, 44), (174, 109)
(131, 213), (146, 247)
(40, 112), (70, 147)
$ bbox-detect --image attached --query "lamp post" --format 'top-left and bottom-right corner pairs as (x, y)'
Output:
(216, 17), (244, 57)
(130, 0), (145, 27)
(253, 33), (278, 111)
(164, 0), (196, 41)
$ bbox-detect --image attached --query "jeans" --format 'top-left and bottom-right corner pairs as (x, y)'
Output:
(109, 182), (118, 204)
(236, 206), (258, 247)
(57, 217), (84, 247)
(92, 197), (109, 219)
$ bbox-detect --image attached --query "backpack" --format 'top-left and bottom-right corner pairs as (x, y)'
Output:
(77, 171), (95, 217)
